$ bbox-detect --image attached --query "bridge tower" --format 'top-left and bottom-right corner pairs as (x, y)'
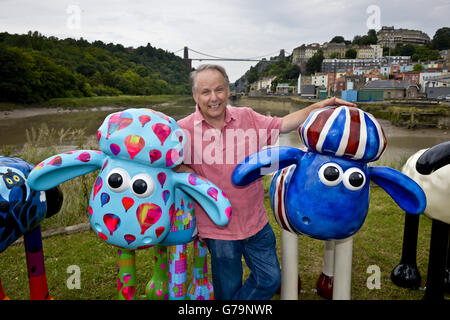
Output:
(183, 46), (192, 70)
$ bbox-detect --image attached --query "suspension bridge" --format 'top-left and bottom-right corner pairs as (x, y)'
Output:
(174, 47), (290, 70)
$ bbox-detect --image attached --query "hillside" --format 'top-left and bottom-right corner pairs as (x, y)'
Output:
(0, 31), (191, 103)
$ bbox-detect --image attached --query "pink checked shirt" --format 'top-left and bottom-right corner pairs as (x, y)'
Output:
(177, 105), (283, 240)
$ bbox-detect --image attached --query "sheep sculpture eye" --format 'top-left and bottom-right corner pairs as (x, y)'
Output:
(107, 168), (130, 193)
(318, 163), (343, 186)
(343, 168), (365, 191)
(131, 174), (154, 198)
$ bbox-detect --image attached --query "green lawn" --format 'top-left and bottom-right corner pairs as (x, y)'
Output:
(0, 186), (443, 300)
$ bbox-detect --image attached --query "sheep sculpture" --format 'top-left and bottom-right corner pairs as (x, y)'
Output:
(28, 108), (231, 299)
(392, 141), (450, 300)
(0, 156), (62, 300)
(232, 106), (426, 300)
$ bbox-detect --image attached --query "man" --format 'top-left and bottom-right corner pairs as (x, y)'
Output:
(176, 64), (355, 300)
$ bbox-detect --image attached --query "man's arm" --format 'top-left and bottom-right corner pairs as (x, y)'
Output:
(280, 97), (356, 134)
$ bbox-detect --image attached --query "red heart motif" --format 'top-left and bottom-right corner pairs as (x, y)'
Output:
(149, 149), (162, 164)
(121, 286), (135, 300)
(48, 156), (62, 166)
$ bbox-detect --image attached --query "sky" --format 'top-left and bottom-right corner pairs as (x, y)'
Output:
(1, 0), (449, 82)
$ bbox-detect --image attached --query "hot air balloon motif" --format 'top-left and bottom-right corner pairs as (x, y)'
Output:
(152, 123), (171, 146)
(125, 135), (145, 160)
(27, 108), (231, 300)
(107, 112), (133, 139)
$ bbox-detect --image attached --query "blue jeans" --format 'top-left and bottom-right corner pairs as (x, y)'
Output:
(204, 223), (281, 300)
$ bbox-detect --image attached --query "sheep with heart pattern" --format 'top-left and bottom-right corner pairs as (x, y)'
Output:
(27, 108), (231, 299)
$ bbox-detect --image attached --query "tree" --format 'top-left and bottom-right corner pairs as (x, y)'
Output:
(352, 29), (378, 46)
(432, 27), (450, 50)
(413, 64), (423, 72)
(412, 46), (442, 61)
(345, 49), (357, 59)
(330, 36), (345, 43)
(394, 44), (415, 56)
(352, 35), (362, 45)
(306, 49), (324, 75)
(329, 52), (341, 59)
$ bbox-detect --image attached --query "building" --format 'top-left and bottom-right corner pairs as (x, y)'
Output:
(363, 80), (420, 100)
(292, 43), (321, 66)
(402, 72), (420, 84)
(425, 87), (450, 99)
(300, 85), (316, 99)
(377, 26), (430, 48)
(333, 77), (347, 94)
(311, 73), (328, 88)
(356, 45), (383, 59)
(322, 42), (348, 59)
(322, 58), (382, 73)
(422, 73), (450, 89)
(420, 71), (447, 92)
(276, 83), (296, 95)
(440, 50), (450, 62)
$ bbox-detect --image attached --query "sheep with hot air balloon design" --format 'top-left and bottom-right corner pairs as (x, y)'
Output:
(27, 108), (231, 300)
(232, 106), (426, 300)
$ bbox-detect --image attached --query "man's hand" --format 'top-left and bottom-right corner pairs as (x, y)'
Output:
(281, 98), (356, 134)
(313, 97), (356, 109)
(173, 164), (196, 174)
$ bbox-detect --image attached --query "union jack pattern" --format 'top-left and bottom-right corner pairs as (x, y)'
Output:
(299, 106), (386, 162)
(270, 164), (296, 233)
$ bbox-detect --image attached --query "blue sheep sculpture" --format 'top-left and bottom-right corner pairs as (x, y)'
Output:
(1, 156), (62, 300)
(232, 106), (426, 299)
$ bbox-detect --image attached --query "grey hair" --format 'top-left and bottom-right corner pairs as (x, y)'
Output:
(190, 64), (230, 93)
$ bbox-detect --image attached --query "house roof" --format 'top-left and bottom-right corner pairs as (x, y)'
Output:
(363, 80), (419, 90)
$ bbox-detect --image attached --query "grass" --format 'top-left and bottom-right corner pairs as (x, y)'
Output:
(0, 125), (446, 300)
(0, 173), (443, 300)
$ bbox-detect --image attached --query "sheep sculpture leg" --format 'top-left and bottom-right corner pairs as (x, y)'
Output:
(424, 220), (450, 300)
(117, 249), (136, 300)
(316, 240), (335, 300)
(391, 213), (421, 289)
(332, 237), (353, 300)
(280, 230), (299, 300)
(169, 244), (187, 299)
(24, 225), (51, 300)
(0, 277), (8, 300)
(446, 239), (450, 293)
(187, 239), (214, 300)
(145, 244), (169, 300)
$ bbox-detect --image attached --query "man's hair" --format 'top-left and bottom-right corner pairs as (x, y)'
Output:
(190, 64), (230, 93)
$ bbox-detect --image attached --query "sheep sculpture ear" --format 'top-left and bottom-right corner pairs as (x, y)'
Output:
(28, 150), (107, 191)
(416, 141), (450, 174)
(232, 147), (305, 186)
(172, 172), (231, 227)
(368, 166), (426, 215)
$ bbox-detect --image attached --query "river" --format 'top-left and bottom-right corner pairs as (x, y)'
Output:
(1, 99), (449, 166)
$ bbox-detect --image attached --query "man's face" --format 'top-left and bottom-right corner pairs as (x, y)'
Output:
(193, 69), (230, 123)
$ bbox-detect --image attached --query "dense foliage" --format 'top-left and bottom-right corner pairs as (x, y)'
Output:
(0, 31), (191, 103)
(245, 56), (301, 90)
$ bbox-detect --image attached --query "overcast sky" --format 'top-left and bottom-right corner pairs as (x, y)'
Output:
(1, 0), (449, 82)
